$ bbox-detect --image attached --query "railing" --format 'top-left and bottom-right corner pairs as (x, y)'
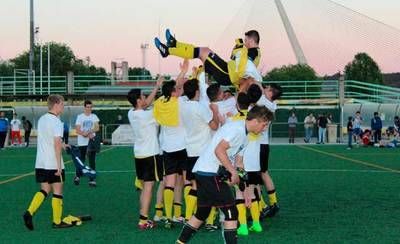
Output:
(1, 75), (399, 104)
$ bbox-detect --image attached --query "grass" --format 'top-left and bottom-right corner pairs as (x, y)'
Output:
(0, 145), (399, 243)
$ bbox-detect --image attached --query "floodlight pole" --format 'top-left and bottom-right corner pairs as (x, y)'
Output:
(29, 0), (35, 94)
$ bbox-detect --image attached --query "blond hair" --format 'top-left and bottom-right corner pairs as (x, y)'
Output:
(47, 94), (64, 110)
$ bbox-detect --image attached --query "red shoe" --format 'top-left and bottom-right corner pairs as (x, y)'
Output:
(138, 220), (156, 230)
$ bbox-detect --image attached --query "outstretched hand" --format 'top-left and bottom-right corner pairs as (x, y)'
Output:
(180, 59), (189, 73)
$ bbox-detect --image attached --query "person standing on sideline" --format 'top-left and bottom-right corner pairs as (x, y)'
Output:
(0, 111), (9, 149)
(23, 94), (73, 230)
(317, 113), (328, 144)
(288, 111), (297, 143)
(63, 122), (70, 144)
(304, 113), (316, 143)
(10, 113), (22, 146)
(347, 116), (353, 149)
(74, 100), (100, 187)
(371, 112), (382, 143)
(22, 116), (33, 147)
(353, 111), (363, 144)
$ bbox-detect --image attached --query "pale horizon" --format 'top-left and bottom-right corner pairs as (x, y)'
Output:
(1, 0), (400, 76)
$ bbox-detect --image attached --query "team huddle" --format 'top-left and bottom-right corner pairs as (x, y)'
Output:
(128, 29), (283, 243)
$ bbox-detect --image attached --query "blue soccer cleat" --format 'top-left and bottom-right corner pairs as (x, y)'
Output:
(165, 29), (177, 48)
(154, 37), (169, 58)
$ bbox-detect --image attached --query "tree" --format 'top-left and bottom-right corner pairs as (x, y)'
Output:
(128, 67), (152, 80)
(264, 64), (319, 98)
(344, 52), (383, 84)
(0, 61), (14, 76)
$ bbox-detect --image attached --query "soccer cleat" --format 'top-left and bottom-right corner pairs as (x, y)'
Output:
(237, 224), (249, 236)
(261, 204), (280, 218)
(165, 29), (177, 48)
(52, 221), (74, 229)
(164, 219), (174, 229)
(138, 220), (156, 230)
(204, 224), (218, 232)
(172, 216), (185, 224)
(153, 215), (167, 222)
(88, 180), (97, 187)
(23, 211), (34, 231)
(154, 38), (169, 58)
(249, 222), (262, 233)
(73, 176), (80, 185)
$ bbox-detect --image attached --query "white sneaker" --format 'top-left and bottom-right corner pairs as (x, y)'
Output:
(153, 215), (167, 222)
(172, 216), (185, 223)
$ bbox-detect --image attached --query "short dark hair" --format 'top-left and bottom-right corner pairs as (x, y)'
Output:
(237, 92), (250, 111)
(183, 79), (199, 100)
(84, 100), (92, 107)
(246, 105), (274, 122)
(47, 94), (64, 110)
(247, 84), (262, 104)
(374, 112), (379, 116)
(245, 30), (260, 44)
(269, 83), (283, 101)
(206, 83), (221, 102)
(162, 80), (176, 101)
(127, 89), (141, 107)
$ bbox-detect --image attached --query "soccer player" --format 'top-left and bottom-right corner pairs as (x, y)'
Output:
(74, 100), (100, 187)
(127, 76), (164, 230)
(154, 29), (262, 90)
(256, 83), (283, 218)
(180, 79), (219, 223)
(153, 80), (188, 228)
(23, 94), (73, 230)
(176, 105), (273, 244)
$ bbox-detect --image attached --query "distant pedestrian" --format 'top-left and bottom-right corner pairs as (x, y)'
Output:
(288, 111), (297, 143)
(22, 116), (33, 147)
(10, 113), (22, 146)
(0, 111), (9, 149)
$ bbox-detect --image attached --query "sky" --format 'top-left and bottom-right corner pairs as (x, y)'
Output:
(1, 0), (399, 76)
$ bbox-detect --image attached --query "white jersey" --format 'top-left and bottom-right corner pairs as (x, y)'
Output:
(198, 71), (210, 107)
(243, 134), (261, 172)
(75, 113), (100, 146)
(35, 113), (64, 170)
(181, 100), (213, 157)
(193, 120), (247, 174)
(128, 108), (160, 158)
(233, 51), (263, 82)
(10, 119), (21, 132)
(216, 97), (237, 119)
(159, 97), (186, 153)
(256, 95), (277, 144)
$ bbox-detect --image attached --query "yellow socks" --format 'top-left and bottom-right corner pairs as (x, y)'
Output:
(155, 203), (164, 218)
(250, 199), (260, 222)
(206, 207), (216, 225)
(174, 202), (182, 219)
(236, 200), (247, 225)
(268, 189), (278, 205)
(27, 190), (47, 215)
(52, 194), (63, 225)
(139, 215), (148, 224)
(185, 189), (197, 220)
(164, 187), (174, 219)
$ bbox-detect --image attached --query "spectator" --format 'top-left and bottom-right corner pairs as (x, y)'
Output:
(317, 113), (328, 144)
(394, 116), (400, 133)
(115, 114), (124, 125)
(304, 113), (316, 143)
(0, 111), (9, 150)
(353, 111), (363, 144)
(288, 111), (297, 143)
(347, 116), (353, 149)
(63, 122), (70, 144)
(361, 129), (374, 146)
(327, 114), (334, 124)
(371, 112), (382, 143)
(21, 116), (33, 147)
(10, 113), (22, 146)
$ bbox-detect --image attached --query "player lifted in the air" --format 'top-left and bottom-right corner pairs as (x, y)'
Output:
(154, 29), (262, 91)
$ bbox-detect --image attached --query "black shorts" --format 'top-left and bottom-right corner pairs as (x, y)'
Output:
(260, 144), (270, 173)
(247, 171), (263, 185)
(35, 169), (65, 184)
(184, 157), (198, 181)
(163, 149), (188, 176)
(135, 155), (163, 182)
(204, 52), (232, 86)
(195, 174), (235, 208)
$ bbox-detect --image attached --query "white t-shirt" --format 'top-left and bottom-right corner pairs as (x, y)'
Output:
(198, 71), (210, 107)
(10, 119), (21, 132)
(193, 120), (247, 174)
(181, 100), (213, 157)
(159, 97), (186, 153)
(216, 97), (237, 119)
(35, 113), (64, 170)
(243, 135), (261, 172)
(75, 113), (100, 146)
(256, 95), (277, 144)
(128, 108), (160, 158)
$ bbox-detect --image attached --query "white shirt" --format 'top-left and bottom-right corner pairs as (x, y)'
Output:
(159, 97), (186, 153)
(75, 113), (100, 146)
(198, 71), (210, 107)
(128, 108), (160, 158)
(243, 135), (261, 172)
(181, 100), (213, 157)
(35, 113), (64, 170)
(256, 95), (277, 144)
(193, 120), (248, 174)
(10, 119), (21, 132)
(216, 97), (237, 119)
